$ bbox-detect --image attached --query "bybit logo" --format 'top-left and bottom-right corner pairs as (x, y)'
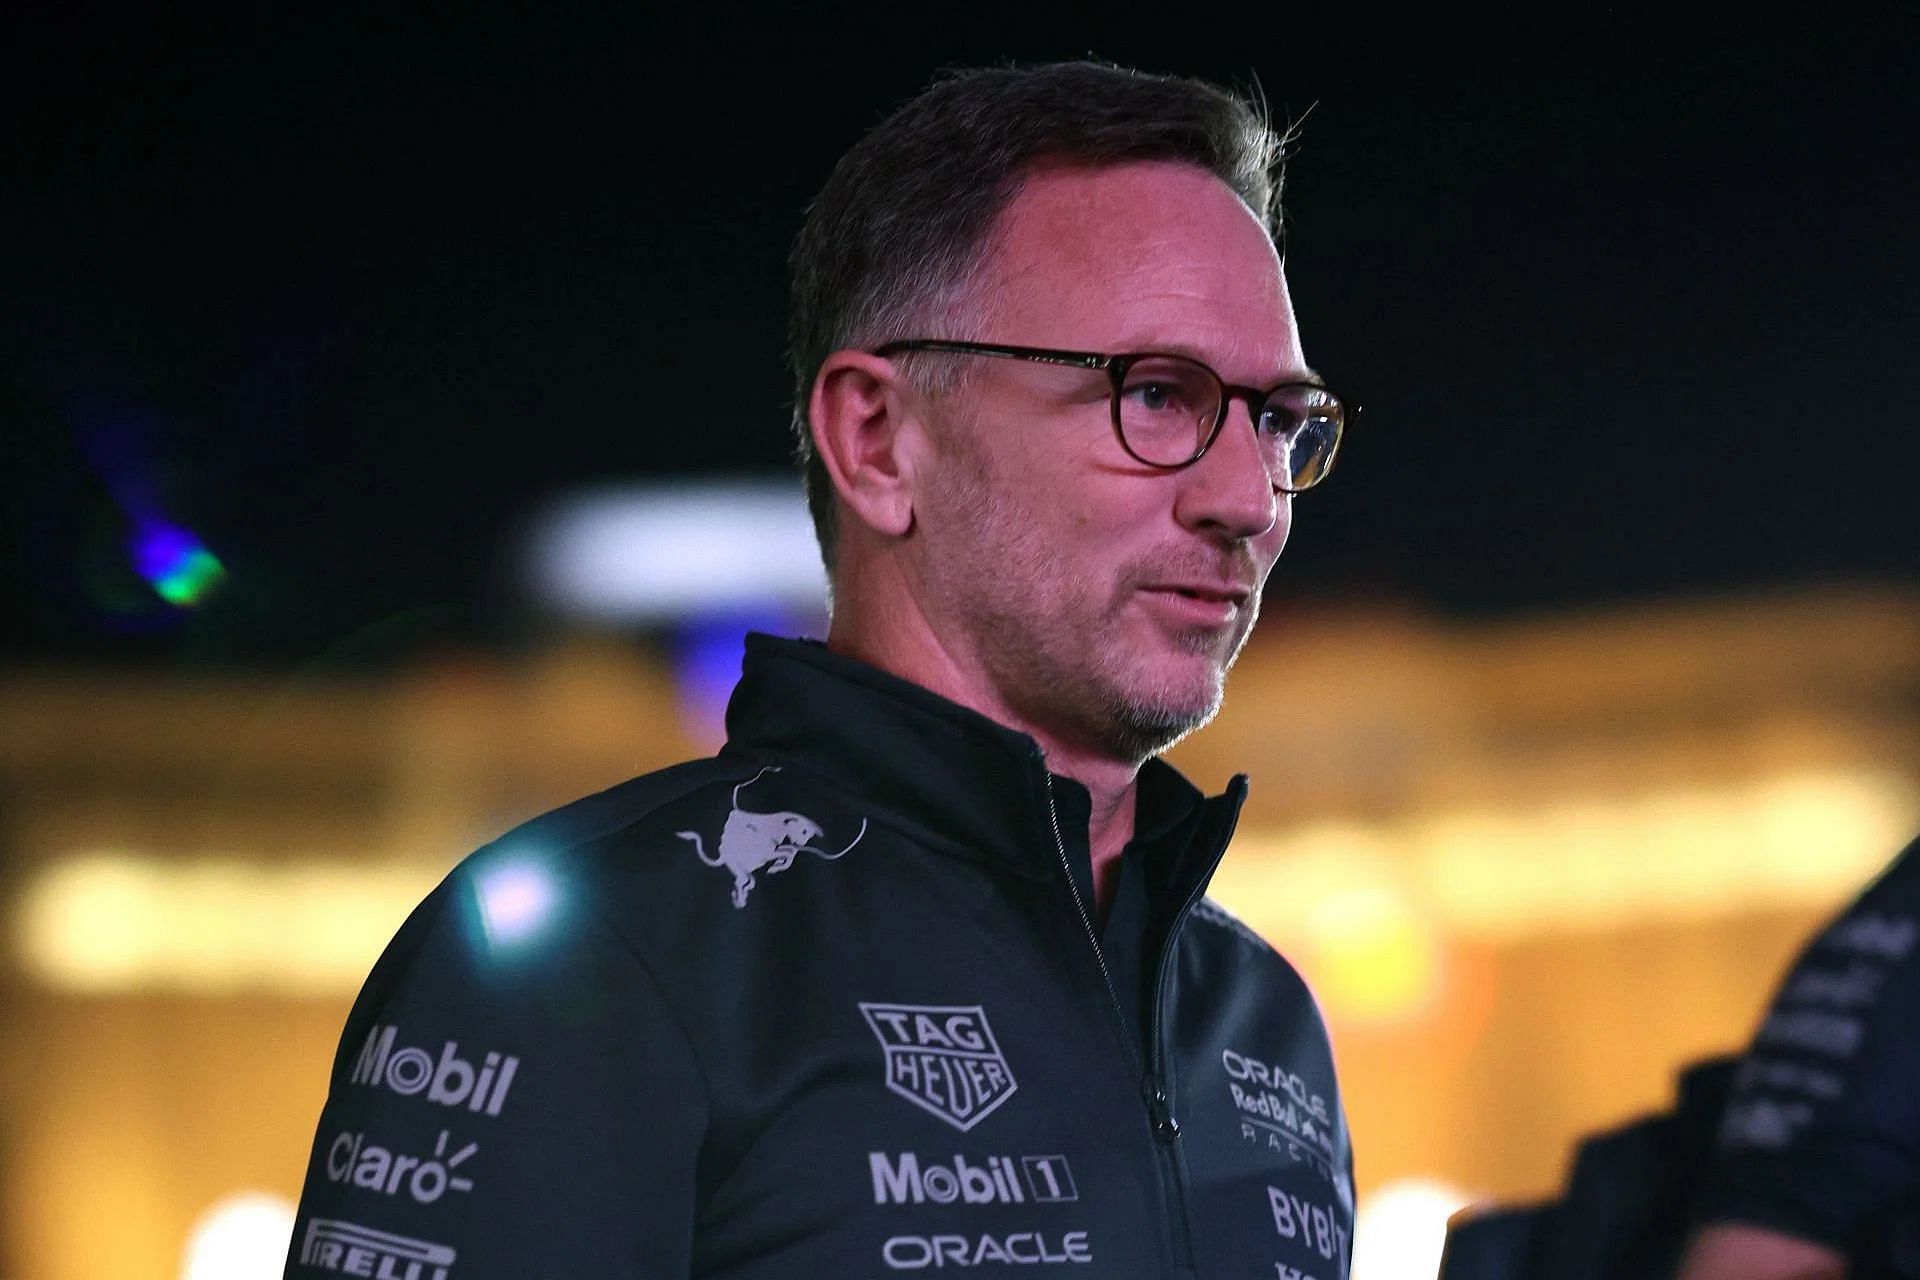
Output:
(351, 1024), (520, 1116)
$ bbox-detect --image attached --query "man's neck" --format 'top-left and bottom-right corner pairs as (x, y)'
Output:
(827, 585), (1140, 913)
(1083, 781), (1136, 917)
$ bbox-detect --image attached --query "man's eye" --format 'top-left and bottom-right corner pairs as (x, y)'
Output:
(1127, 382), (1178, 411)
(1257, 405), (1302, 436)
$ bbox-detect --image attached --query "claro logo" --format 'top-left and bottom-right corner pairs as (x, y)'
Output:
(327, 1129), (477, 1205)
(351, 1024), (520, 1116)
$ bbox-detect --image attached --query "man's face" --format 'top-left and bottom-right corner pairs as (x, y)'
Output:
(906, 159), (1303, 762)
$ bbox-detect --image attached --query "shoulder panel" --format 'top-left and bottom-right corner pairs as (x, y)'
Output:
(1190, 896), (1277, 956)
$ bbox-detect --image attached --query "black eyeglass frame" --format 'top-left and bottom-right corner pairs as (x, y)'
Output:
(871, 338), (1351, 492)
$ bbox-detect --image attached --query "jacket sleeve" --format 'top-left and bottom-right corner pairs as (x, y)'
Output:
(285, 855), (710, 1280)
(1690, 837), (1920, 1253)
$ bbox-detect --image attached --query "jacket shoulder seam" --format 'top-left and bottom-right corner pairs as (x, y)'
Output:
(1191, 896), (1276, 954)
(477, 758), (764, 866)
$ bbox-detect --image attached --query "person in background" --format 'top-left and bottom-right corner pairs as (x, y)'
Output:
(285, 60), (1355, 1278)
(1678, 834), (1920, 1279)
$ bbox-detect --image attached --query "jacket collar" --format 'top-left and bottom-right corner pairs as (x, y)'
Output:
(720, 634), (1248, 889)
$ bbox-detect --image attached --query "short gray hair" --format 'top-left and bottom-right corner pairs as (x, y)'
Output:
(788, 61), (1290, 573)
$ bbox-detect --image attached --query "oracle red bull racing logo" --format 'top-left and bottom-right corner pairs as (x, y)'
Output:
(862, 1002), (1018, 1132)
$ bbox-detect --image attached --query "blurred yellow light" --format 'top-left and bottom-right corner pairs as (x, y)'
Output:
(13, 854), (163, 991)
(1210, 825), (1446, 1027)
(1305, 885), (1444, 1024)
(1418, 771), (1914, 935)
(13, 854), (439, 994)
(10, 769), (1912, 996)
(1217, 768), (1917, 950)
(180, 1191), (296, 1280)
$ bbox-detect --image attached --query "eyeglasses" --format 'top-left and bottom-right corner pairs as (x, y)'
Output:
(872, 339), (1350, 492)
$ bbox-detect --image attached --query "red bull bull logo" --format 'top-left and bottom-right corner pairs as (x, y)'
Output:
(861, 1002), (1018, 1132)
(679, 766), (867, 908)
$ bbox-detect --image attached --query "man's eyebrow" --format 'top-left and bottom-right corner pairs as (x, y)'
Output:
(1164, 349), (1326, 389)
(1109, 338), (1321, 387)
(1280, 365), (1328, 389)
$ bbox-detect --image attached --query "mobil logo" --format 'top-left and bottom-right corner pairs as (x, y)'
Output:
(870, 1151), (1078, 1205)
(350, 1024), (520, 1116)
(860, 1003), (1018, 1132)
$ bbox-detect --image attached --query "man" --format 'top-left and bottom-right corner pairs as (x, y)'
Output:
(1677, 834), (1920, 1280)
(286, 61), (1355, 1279)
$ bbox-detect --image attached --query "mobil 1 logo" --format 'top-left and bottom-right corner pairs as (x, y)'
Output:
(351, 1023), (520, 1117)
(871, 1152), (1079, 1206)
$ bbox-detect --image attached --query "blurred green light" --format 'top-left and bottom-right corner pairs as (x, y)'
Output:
(130, 522), (227, 609)
(152, 547), (226, 607)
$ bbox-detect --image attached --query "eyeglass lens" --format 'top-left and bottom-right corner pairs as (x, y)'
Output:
(1116, 356), (1342, 491)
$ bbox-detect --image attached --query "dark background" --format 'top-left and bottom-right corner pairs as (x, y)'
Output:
(6, 9), (1916, 669)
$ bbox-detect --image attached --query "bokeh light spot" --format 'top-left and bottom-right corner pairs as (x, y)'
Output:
(1305, 884), (1445, 1026)
(15, 854), (161, 991)
(1352, 1177), (1475, 1280)
(670, 607), (815, 747)
(180, 1190), (295, 1280)
(476, 859), (557, 947)
(130, 522), (226, 607)
(13, 853), (439, 994)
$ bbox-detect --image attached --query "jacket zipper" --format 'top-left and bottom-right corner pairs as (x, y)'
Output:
(1037, 763), (1196, 1275)
(1147, 792), (1243, 1273)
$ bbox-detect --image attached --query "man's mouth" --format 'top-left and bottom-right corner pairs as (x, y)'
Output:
(1143, 582), (1251, 607)
(1137, 582), (1251, 628)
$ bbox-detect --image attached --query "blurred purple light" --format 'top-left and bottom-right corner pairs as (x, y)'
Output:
(672, 609), (811, 746)
(130, 523), (195, 582)
(127, 521), (225, 607)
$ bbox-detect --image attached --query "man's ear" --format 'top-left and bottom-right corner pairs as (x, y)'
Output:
(807, 350), (923, 541)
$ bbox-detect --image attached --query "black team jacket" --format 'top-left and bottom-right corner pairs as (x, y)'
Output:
(285, 634), (1354, 1280)
(1692, 834), (1920, 1265)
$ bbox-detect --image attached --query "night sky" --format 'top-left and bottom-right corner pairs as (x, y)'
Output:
(6, 11), (1917, 669)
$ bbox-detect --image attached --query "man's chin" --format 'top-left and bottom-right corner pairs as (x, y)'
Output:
(1099, 662), (1225, 759)
(1105, 701), (1217, 760)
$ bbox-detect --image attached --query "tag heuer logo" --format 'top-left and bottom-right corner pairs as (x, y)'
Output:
(860, 1002), (1018, 1132)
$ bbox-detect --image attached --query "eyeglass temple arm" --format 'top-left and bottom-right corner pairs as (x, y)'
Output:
(874, 340), (1113, 371)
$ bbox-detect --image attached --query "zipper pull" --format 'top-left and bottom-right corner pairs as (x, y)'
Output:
(1144, 1078), (1180, 1143)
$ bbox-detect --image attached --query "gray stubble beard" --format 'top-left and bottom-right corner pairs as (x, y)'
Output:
(1092, 595), (1259, 762)
(918, 397), (1262, 766)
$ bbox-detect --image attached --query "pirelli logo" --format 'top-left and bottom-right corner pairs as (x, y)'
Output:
(298, 1218), (456, 1279)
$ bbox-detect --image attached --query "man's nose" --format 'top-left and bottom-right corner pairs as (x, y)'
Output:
(1173, 400), (1283, 542)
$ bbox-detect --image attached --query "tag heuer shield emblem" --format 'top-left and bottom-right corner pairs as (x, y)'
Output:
(860, 1002), (1018, 1132)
